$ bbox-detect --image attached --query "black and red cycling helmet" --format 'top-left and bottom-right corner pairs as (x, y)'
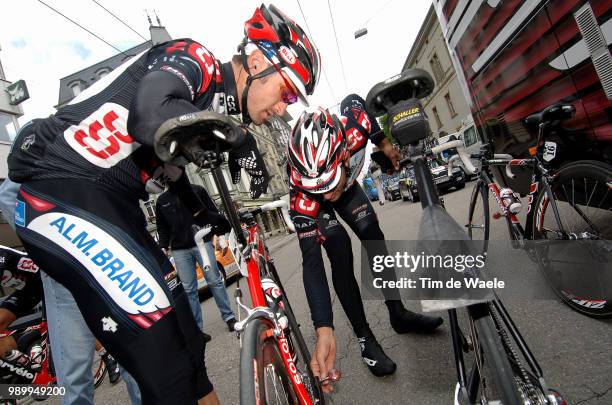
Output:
(287, 109), (348, 194)
(243, 4), (321, 105)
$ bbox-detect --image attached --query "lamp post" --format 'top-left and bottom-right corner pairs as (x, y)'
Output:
(354, 27), (368, 39)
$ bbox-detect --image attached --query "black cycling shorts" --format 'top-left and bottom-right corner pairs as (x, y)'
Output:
(15, 179), (212, 404)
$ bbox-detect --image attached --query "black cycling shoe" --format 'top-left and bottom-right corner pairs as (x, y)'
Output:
(387, 301), (443, 334)
(358, 334), (396, 377)
(227, 318), (237, 332)
(102, 353), (121, 385)
(203, 332), (212, 343)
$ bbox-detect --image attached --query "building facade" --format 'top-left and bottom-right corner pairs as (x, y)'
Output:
(0, 45), (25, 248)
(402, 5), (473, 138)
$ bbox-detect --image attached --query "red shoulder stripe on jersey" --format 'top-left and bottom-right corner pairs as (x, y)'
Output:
(19, 189), (56, 212)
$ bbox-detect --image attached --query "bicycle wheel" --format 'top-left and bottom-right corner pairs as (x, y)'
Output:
(468, 303), (524, 405)
(532, 160), (612, 317)
(533, 160), (612, 240)
(467, 181), (489, 253)
(240, 317), (298, 405)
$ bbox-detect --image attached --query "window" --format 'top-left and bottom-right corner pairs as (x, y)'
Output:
(206, 173), (219, 194)
(429, 53), (444, 83)
(222, 168), (233, 190)
(445, 93), (457, 117)
(463, 126), (478, 147)
(432, 107), (442, 129)
(70, 83), (82, 97)
(0, 114), (17, 143)
(96, 68), (111, 78)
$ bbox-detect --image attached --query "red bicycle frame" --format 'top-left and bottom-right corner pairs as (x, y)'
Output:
(241, 219), (314, 405)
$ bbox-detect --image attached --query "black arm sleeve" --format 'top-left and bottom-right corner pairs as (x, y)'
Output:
(340, 93), (384, 145)
(127, 70), (200, 147)
(289, 190), (334, 329)
(155, 197), (171, 250)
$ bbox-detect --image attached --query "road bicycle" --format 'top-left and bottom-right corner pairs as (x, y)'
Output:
(154, 112), (327, 405)
(0, 308), (108, 403)
(365, 68), (566, 405)
(460, 104), (612, 318)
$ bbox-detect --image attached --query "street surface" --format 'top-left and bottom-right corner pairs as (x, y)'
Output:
(45, 180), (611, 404)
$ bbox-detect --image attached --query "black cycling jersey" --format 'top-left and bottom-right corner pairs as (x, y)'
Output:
(288, 94), (388, 334)
(8, 38), (242, 403)
(0, 246), (43, 319)
(8, 38), (240, 202)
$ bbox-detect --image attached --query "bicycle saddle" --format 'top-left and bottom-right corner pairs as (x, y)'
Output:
(524, 104), (575, 127)
(365, 68), (434, 117)
(154, 111), (246, 166)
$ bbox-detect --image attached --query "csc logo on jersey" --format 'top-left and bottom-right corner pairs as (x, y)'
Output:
(17, 257), (38, 273)
(346, 127), (366, 152)
(64, 103), (140, 168)
(293, 195), (319, 215)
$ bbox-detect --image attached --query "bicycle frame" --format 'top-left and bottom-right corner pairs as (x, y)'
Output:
(476, 154), (567, 241)
(209, 166), (315, 405)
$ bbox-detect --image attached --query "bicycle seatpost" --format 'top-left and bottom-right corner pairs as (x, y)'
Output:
(211, 166), (247, 246)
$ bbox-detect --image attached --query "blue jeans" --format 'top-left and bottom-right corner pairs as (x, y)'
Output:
(172, 244), (235, 327)
(42, 271), (142, 405)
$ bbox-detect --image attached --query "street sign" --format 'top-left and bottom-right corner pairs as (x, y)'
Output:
(6, 80), (29, 105)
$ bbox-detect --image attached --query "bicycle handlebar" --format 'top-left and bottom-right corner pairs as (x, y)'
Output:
(243, 200), (296, 233)
(430, 140), (477, 176)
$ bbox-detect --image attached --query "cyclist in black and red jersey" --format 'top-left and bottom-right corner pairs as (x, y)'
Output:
(0, 246), (43, 333)
(0, 245), (122, 384)
(287, 95), (443, 387)
(7, 4), (320, 404)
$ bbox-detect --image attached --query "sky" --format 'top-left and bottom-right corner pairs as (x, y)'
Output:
(1, 0), (432, 127)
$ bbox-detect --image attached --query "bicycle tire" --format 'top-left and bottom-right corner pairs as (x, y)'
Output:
(240, 317), (298, 405)
(532, 160), (612, 318)
(468, 303), (524, 405)
(265, 259), (324, 404)
(467, 180), (489, 253)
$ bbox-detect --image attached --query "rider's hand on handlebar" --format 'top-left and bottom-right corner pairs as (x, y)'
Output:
(228, 132), (270, 199)
(311, 327), (339, 393)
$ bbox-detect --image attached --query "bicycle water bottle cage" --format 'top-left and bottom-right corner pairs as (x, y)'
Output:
(388, 98), (430, 146)
(365, 68), (434, 117)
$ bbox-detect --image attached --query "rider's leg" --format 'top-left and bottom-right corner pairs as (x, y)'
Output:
(17, 181), (213, 404)
(317, 208), (370, 337)
(334, 184), (443, 334)
(318, 207), (396, 376)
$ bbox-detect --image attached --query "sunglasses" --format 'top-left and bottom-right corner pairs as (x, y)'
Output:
(272, 64), (298, 105)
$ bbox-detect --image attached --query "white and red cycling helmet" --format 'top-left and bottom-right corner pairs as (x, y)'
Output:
(287, 109), (348, 194)
(241, 4), (321, 106)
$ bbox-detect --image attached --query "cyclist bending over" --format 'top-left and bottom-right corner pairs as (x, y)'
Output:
(287, 95), (443, 388)
(7, 4), (320, 404)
